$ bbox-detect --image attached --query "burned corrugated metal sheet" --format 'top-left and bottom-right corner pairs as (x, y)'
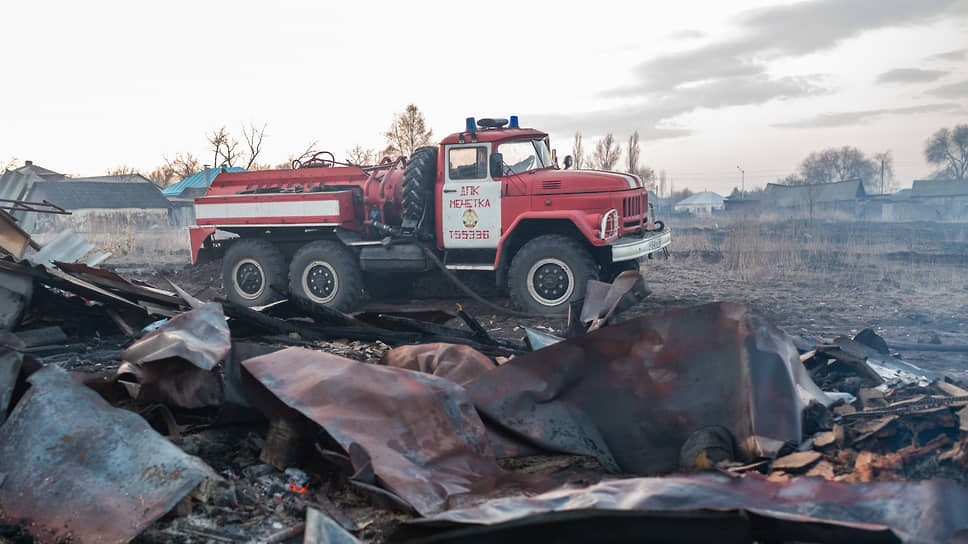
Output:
(0, 333), (23, 423)
(467, 302), (827, 473)
(118, 303), (230, 409)
(242, 347), (546, 515)
(380, 343), (495, 386)
(416, 474), (968, 544)
(25, 228), (96, 267)
(0, 365), (217, 544)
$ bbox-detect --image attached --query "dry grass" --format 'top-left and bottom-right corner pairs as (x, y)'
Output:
(671, 217), (968, 292)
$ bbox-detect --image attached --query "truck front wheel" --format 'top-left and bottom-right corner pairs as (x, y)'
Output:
(222, 239), (287, 307)
(288, 241), (363, 313)
(508, 235), (598, 315)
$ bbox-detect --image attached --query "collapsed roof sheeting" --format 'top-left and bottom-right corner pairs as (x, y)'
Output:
(416, 473), (968, 544)
(0, 365), (217, 544)
(242, 347), (547, 515)
(467, 302), (829, 473)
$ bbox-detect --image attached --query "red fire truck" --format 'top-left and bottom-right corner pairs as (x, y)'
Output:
(189, 116), (670, 315)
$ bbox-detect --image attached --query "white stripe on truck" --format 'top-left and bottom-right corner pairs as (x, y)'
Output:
(195, 199), (340, 220)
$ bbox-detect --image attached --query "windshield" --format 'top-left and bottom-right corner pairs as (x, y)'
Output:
(498, 139), (553, 175)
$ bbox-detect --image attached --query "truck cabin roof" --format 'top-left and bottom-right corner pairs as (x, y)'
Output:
(439, 127), (548, 146)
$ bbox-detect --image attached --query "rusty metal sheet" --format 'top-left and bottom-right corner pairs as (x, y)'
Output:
(467, 302), (827, 473)
(118, 303), (230, 409)
(417, 474), (968, 544)
(579, 270), (648, 332)
(0, 365), (217, 544)
(122, 302), (230, 371)
(380, 343), (495, 386)
(0, 333), (23, 423)
(242, 347), (546, 515)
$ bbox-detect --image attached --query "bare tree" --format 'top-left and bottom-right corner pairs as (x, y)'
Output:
(147, 164), (178, 188)
(571, 132), (586, 169)
(924, 124), (968, 180)
(346, 145), (375, 166)
(637, 166), (656, 191)
(208, 126), (241, 167)
(871, 150), (897, 194)
(625, 131), (640, 174)
(658, 169), (667, 198)
(593, 133), (621, 170)
(164, 152), (201, 181)
(241, 122), (267, 169)
(105, 165), (138, 176)
(2, 156), (20, 172)
(785, 146), (877, 188)
(385, 104), (434, 157)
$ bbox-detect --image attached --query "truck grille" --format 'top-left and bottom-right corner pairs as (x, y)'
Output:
(622, 194), (644, 218)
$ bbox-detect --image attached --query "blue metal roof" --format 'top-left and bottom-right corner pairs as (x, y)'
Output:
(162, 167), (246, 197)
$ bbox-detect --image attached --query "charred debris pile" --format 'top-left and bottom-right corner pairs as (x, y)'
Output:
(2, 226), (968, 542)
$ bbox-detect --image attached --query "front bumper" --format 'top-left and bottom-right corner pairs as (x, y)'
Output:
(610, 229), (672, 262)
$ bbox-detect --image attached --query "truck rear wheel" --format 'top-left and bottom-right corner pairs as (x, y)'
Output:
(288, 241), (363, 313)
(222, 239), (287, 307)
(402, 146), (438, 231)
(508, 235), (598, 315)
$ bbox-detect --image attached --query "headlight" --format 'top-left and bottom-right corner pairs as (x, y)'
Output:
(599, 209), (619, 240)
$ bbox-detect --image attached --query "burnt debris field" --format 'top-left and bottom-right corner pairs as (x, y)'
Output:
(3, 219), (968, 544)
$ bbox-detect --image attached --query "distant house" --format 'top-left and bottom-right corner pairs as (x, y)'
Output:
(162, 167), (247, 226)
(2, 162), (172, 233)
(758, 179), (867, 218)
(674, 191), (725, 215)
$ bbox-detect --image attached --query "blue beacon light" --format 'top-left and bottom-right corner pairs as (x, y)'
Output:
(466, 117), (477, 132)
(509, 115), (519, 128)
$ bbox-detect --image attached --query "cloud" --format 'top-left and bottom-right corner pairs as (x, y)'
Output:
(930, 48), (968, 61)
(669, 29), (705, 40)
(533, 75), (823, 139)
(877, 68), (948, 84)
(926, 79), (968, 98)
(774, 103), (962, 128)
(618, 0), (967, 96)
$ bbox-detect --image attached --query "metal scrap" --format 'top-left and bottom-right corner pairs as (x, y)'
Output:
(0, 333), (23, 423)
(242, 347), (548, 515)
(466, 302), (829, 473)
(118, 302), (231, 409)
(0, 365), (217, 544)
(416, 473), (968, 544)
(380, 342), (495, 386)
(578, 269), (650, 332)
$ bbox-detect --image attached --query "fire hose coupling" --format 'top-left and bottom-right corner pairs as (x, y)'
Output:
(599, 209), (619, 240)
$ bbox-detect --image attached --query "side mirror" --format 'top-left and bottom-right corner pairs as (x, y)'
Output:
(489, 152), (504, 178)
(563, 155), (573, 169)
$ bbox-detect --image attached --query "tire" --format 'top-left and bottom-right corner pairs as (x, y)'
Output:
(365, 273), (415, 302)
(222, 239), (287, 307)
(508, 235), (598, 315)
(402, 146), (438, 230)
(288, 241), (363, 313)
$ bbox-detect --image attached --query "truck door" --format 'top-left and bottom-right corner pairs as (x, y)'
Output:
(441, 144), (501, 248)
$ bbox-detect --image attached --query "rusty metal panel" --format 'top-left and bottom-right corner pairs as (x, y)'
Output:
(122, 303), (230, 371)
(0, 333), (23, 423)
(418, 473), (968, 544)
(0, 365), (217, 544)
(380, 343), (495, 386)
(0, 209), (30, 259)
(467, 302), (826, 473)
(242, 347), (542, 515)
(118, 303), (230, 409)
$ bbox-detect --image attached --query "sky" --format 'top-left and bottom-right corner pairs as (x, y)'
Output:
(2, 0), (967, 194)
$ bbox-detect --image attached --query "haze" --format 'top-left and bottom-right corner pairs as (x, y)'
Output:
(2, 0), (966, 194)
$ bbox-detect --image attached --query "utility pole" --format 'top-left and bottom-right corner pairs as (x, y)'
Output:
(880, 157), (885, 195)
(736, 166), (745, 196)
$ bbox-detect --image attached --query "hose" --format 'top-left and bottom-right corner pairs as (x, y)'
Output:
(421, 247), (567, 319)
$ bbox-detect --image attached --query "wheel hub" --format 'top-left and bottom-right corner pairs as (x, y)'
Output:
(526, 258), (575, 307)
(234, 260), (265, 298)
(302, 261), (339, 304)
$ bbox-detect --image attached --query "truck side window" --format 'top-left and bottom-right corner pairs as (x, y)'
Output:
(448, 147), (488, 180)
